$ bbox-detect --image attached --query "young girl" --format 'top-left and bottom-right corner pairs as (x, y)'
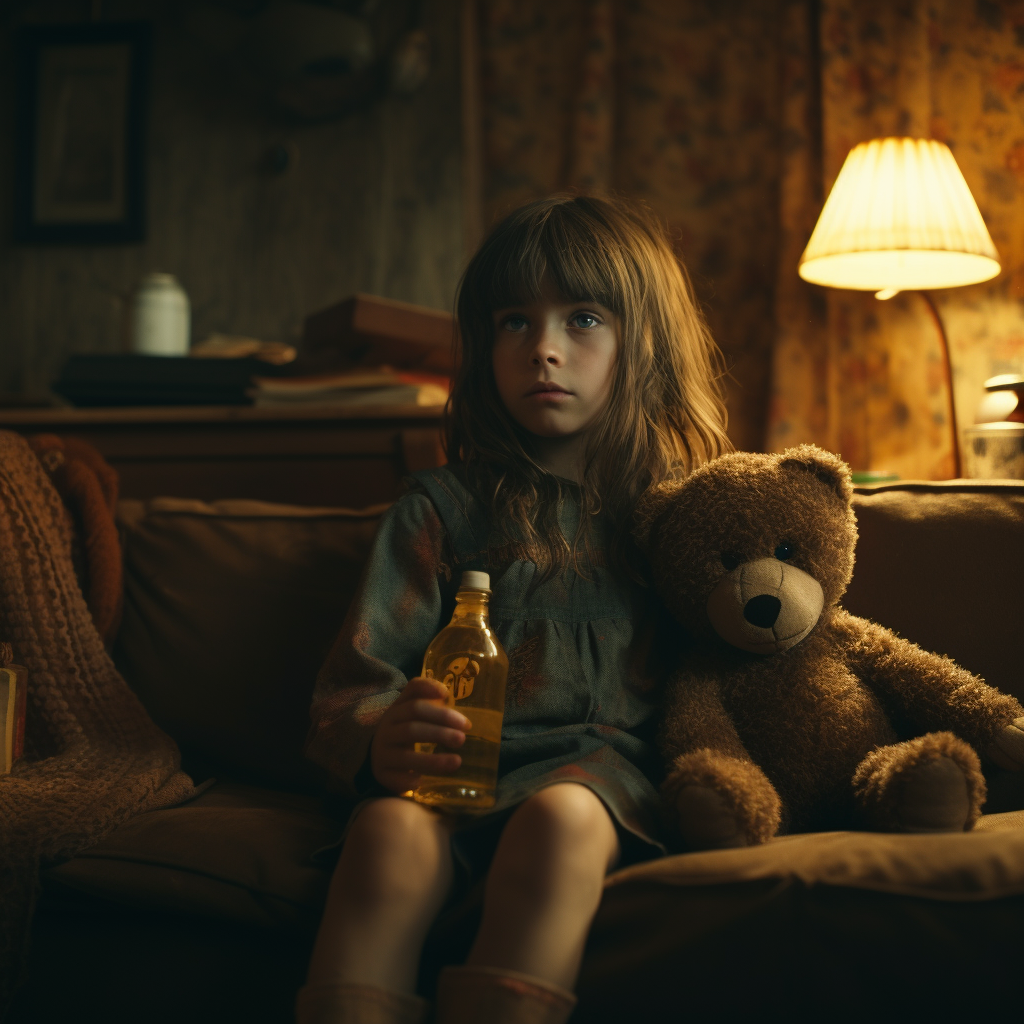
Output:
(298, 194), (730, 1024)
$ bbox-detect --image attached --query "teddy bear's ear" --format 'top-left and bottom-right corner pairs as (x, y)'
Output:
(778, 444), (853, 503)
(632, 481), (685, 552)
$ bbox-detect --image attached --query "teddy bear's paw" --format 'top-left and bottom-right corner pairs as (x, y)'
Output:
(853, 732), (987, 833)
(673, 785), (748, 850)
(892, 756), (972, 833)
(662, 752), (781, 849)
(984, 717), (1024, 771)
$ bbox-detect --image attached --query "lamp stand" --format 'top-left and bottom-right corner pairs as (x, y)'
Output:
(917, 291), (962, 479)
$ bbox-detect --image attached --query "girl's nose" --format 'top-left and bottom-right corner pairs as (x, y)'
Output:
(529, 325), (564, 365)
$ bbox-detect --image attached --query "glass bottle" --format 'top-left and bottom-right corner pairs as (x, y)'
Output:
(412, 571), (508, 811)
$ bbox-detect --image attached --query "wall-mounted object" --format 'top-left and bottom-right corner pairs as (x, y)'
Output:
(184, 0), (425, 123)
(13, 22), (150, 244)
(798, 137), (1001, 478)
(245, 1), (374, 81)
(130, 273), (190, 356)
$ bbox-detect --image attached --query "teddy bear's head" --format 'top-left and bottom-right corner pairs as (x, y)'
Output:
(634, 445), (857, 654)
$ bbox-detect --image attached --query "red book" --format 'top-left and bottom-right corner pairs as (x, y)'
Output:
(301, 294), (457, 374)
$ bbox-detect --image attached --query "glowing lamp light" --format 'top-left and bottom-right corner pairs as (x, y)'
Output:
(796, 137), (1001, 479)
(798, 138), (1000, 298)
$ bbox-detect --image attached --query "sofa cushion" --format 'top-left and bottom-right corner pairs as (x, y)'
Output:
(606, 809), (1024, 898)
(41, 781), (344, 930)
(577, 822), (1024, 1022)
(848, 480), (1024, 703)
(43, 773), (1023, 928)
(114, 497), (388, 790)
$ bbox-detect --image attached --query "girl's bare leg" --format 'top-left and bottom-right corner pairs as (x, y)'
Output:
(466, 783), (620, 989)
(306, 796), (455, 994)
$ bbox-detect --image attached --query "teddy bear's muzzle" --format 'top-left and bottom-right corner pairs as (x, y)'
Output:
(706, 557), (824, 654)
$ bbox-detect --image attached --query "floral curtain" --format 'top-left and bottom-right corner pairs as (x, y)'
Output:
(478, 0), (783, 454)
(476, 0), (1024, 477)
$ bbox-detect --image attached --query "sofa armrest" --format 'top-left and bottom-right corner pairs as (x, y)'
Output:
(846, 480), (1024, 704)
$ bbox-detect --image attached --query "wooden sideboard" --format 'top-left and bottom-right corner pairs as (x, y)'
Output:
(0, 403), (447, 507)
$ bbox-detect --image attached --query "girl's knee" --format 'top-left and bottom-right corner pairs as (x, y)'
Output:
(499, 784), (619, 878)
(518, 784), (616, 846)
(348, 795), (443, 849)
(337, 797), (451, 903)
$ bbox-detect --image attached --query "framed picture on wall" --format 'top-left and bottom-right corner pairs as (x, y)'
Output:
(13, 22), (150, 244)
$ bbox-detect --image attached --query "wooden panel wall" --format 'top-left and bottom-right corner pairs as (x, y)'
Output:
(0, 0), (466, 400)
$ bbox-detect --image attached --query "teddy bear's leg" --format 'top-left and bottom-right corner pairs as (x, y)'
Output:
(662, 749), (782, 850)
(852, 732), (987, 833)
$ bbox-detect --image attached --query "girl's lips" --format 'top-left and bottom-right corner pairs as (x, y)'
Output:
(526, 390), (572, 402)
(525, 383), (572, 396)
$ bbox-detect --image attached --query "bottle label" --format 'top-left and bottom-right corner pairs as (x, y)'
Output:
(425, 656), (479, 702)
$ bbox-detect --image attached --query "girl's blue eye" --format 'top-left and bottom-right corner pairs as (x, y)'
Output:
(502, 315), (528, 332)
(570, 313), (599, 329)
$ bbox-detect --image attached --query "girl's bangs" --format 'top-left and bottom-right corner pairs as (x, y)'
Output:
(473, 205), (626, 315)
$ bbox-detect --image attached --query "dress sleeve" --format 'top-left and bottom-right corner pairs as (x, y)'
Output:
(304, 491), (451, 794)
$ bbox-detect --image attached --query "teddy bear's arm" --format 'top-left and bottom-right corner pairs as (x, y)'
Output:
(836, 609), (1024, 761)
(659, 668), (782, 847)
(659, 666), (754, 766)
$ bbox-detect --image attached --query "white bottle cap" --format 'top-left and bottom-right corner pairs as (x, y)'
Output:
(460, 571), (490, 591)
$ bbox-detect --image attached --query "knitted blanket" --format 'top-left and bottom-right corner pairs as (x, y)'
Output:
(0, 431), (195, 1013)
(27, 433), (124, 646)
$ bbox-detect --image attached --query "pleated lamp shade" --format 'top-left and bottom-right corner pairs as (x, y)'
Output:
(798, 138), (1000, 294)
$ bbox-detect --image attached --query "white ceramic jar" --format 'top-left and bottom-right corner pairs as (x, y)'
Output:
(130, 273), (190, 356)
(963, 423), (1024, 479)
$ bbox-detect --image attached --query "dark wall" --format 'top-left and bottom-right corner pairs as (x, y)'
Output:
(0, 1), (466, 399)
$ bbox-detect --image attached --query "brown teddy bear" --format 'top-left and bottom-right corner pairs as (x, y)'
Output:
(635, 444), (1024, 850)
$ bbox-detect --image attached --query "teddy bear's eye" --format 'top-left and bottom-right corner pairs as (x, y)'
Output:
(774, 543), (794, 561)
(720, 552), (741, 571)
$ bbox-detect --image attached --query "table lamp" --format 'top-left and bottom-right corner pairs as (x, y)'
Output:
(797, 137), (1001, 478)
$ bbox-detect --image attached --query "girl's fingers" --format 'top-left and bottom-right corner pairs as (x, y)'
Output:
(387, 721), (467, 747)
(372, 677), (471, 791)
(377, 751), (462, 791)
(397, 676), (450, 703)
(389, 698), (472, 731)
(394, 749), (462, 774)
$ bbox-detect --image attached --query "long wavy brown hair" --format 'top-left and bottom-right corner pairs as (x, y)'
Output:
(443, 193), (731, 583)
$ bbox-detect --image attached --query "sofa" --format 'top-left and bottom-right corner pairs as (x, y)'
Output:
(9, 479), (1024, 1024)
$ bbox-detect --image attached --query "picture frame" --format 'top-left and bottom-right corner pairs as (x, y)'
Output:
(13, 22), (150, 245)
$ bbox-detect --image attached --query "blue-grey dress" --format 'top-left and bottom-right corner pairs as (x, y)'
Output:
(306, 464), (674, 871)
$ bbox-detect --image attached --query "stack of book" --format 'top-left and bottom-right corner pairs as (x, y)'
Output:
(51, 354), (283, 407)
(250, 368), (449, 407)
(50, 294), (455, 408)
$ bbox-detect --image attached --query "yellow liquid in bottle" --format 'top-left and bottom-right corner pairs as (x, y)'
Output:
(412, 581), (507, 812)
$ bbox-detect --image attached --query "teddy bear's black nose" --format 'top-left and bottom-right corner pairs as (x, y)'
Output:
(744, 594), (781, 628)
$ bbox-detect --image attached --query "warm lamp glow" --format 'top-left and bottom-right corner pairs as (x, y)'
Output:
(798, 138), (1000, 294)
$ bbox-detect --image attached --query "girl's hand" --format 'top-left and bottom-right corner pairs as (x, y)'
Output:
(370, 676), (471, 793)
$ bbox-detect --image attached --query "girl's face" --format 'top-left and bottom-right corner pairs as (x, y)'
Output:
(491, 286), (619, 440)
